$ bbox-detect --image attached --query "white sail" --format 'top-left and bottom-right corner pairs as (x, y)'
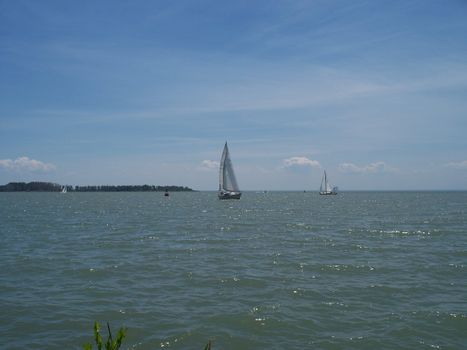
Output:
(218, 142), (241, 199)
(320, 171), (331, 192)
(219, 143), (240, 192)
(320, 172), (326, 192)
(319, 170), (337, 195)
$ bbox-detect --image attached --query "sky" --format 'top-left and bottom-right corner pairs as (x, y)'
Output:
(1, 0), (467, 190)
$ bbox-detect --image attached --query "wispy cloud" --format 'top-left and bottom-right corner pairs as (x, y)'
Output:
(338, 161), (391, 174)
(0, 157), (56, 172)
(283, 156), (321, 168)
(199, 160), (219, 171)
(444, 160), (467, 169)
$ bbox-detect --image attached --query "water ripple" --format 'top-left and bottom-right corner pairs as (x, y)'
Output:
(1, 191), (467, 349)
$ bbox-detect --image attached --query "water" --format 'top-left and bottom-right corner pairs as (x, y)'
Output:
(1, 191), (466, 349)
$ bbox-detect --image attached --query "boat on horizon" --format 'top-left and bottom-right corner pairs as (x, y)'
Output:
(319, 170), (338, 195)
(218, 142), (241, 200)
(61, 186), (67, 193)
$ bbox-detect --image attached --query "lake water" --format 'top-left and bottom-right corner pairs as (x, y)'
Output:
(1, 191), (466, 349)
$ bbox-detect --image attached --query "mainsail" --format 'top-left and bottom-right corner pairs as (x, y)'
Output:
(219, 142), (240, 192)
(219, 142), (241, 199)
(320, 170), (337, 195)
(320, 171), (327, 192)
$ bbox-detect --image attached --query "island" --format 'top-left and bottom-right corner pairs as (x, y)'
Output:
(0, 182), (194, 192)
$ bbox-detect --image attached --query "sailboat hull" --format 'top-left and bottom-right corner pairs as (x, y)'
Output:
(218, 191), (242, 200)
(319, 191), (337, 195)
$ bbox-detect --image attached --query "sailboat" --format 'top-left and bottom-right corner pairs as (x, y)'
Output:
(319, 170), (338, 195)
(61, 186), (67, 193)
(218, 142), (241, 200)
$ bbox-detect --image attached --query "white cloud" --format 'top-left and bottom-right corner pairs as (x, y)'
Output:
(283, 156), (321, 168)
(199, 160), (219, 171)
(338, 161), (388, 174)
(0, 156), (56, 172)
(445, 160), (467, 169)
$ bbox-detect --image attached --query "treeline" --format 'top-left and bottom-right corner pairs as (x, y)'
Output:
(0, 182), (63, 192)
(74, 185), (193, 192)
(0, 182), (193, 192)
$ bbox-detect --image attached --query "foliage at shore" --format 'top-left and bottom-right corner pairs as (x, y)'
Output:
(74, 185), (193, 192)
(0, 182), (193, 192)
(83, 322), (212, 350)
(0, 181), (63, 192)
(83, 322), (126, 350)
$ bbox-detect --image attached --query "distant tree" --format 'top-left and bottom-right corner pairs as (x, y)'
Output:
(0, 182), (194, 192)
(0, 182), (61, 192)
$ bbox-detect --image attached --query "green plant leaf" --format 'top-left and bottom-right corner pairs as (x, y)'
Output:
(105, 322), (113, 350)
(94, 322), (103, 350)
(85, 322), (127, 350)
(114, 327), (126, 349)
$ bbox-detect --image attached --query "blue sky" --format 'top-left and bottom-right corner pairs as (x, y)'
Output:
(1, 0), (467, 190)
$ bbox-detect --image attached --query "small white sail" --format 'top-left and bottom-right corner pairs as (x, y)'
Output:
(219, 142), (241, 199)
(319, 170), (337, 195)
(320, 172), (326, 192)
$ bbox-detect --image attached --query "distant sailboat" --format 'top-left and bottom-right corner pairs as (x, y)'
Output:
(61, 186), (67, 193)
(218, 142), (241, 200)
(319, 170), (338, 195)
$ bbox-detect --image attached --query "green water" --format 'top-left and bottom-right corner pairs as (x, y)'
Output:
(1, 191), (466, 349)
